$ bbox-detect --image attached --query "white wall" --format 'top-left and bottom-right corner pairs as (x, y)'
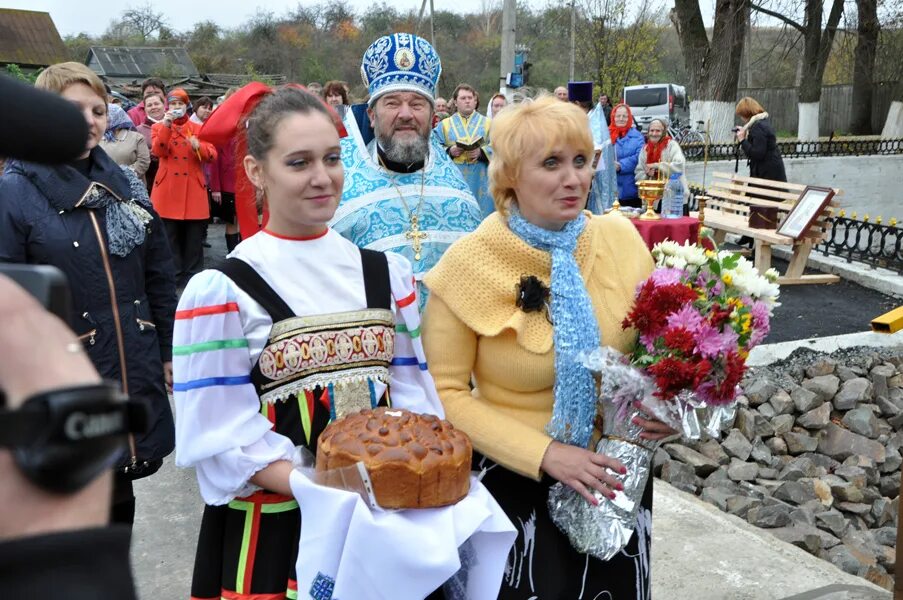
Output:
(685, 154), (903, 219)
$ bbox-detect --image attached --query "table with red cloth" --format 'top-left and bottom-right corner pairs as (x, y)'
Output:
(629, 216), (700, 250)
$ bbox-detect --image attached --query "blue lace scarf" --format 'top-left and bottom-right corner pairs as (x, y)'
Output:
(507, 207), (601, 448)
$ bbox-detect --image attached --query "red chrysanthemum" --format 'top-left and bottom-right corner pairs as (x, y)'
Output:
(707, 303), (733, 329)
(704, 352), (747, 405)
(624, 281), (698, 336)
(693, 358), (714, 389)
(647, 356), (698, 399)
(663, 327), (696, 355)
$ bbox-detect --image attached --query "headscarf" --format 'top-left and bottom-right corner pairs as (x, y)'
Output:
(608, 103), (635, 144)
(166, 88), (191, 124)
(199, 83), (348, 240)
(166, 88), (190, 105)
(487, 93), (507, 118)
(644, 119), (672, 166)
(507, 206), (601, 449)
(104, 104), (136, 141)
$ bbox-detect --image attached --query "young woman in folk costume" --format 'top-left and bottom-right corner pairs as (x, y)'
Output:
(175, 85), (442, 600)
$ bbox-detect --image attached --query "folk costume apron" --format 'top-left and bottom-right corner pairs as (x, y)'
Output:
(190, 249), (395, 600)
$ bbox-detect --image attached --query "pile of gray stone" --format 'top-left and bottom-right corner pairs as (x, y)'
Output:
(654, 346), (903, 591)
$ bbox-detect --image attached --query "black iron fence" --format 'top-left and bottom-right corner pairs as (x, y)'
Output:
(816, 216), (903, 274)
(682, 138), (903, 162)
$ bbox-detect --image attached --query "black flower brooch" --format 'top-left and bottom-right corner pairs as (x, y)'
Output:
(515, 275), (552, 322)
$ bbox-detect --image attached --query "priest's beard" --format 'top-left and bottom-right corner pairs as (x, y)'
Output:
(373, 114), (431, 165)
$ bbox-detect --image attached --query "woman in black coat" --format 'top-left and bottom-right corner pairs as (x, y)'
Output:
(735, 96), (786, 182)
(0, 62), (177, 528)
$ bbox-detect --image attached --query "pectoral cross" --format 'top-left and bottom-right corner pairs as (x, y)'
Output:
(405, 214), (428, 261)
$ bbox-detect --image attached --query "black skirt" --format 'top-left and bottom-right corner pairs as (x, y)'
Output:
(476, 453), (653, 600)
(190, 492), (300, 599)
(209, 190), (237, 224)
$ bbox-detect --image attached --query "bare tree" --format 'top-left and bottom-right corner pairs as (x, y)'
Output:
(478, 0), (502, 37)
(750, 0), (844, 140)
(577, 0), (662, 105)
(671, 0), (750, 141)
(849, 0), (879, 134)
(879, 1), (903, 137)
(121, 3), (168, 43)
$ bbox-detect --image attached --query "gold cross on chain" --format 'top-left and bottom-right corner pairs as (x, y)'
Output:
(405, 214), (428, 260)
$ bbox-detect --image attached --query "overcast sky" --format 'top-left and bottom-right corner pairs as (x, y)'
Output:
(6, 0), (554, 37)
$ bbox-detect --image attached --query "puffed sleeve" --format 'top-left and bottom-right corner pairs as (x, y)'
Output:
(173, 269), (295, 505)
(385, 252), (445, 418)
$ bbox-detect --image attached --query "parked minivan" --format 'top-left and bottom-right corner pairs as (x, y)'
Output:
(622, 83), (690, 131)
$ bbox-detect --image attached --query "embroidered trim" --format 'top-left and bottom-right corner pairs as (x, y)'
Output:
(259, 324), (395, 380)
(269, 308), (393, 339)
(259, 366), (390, 404)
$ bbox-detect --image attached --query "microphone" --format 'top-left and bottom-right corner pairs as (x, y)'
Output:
(0, 75), (89, 164)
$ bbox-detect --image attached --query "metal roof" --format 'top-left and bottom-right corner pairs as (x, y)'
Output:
(86, 46), (199, 78)
(0, 9), (68, 67)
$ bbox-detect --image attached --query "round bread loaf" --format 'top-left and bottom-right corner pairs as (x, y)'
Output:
(316, 407), (472, 509)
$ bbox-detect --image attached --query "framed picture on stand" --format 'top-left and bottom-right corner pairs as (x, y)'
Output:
(777, 186), (836, 240)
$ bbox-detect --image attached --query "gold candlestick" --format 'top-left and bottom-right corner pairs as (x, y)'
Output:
(696, 194), (710, 245)
(637, 180), (665, 221)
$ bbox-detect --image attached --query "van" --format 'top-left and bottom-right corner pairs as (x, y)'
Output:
(622, 84), (690, 131)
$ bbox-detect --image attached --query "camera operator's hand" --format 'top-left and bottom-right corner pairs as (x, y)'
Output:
(0, 276), (100, 405)
(0, 275), (108, 541)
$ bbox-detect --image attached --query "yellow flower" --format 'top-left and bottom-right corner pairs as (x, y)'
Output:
(722, 273), (733, 286)
(739, 349), (749, 359)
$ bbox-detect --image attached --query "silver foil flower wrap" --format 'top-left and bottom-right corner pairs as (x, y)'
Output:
(547, 347), (736, 561)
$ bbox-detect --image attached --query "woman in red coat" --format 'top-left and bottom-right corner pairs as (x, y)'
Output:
(151, 88), (217, 287)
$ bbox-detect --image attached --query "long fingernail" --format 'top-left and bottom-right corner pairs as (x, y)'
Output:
(617, 483), (624, 491)
(620, 467), (627, 474)
(609, 491), (617, 499)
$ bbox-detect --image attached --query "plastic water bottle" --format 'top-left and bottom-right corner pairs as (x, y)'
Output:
(664, 172), (684, 219)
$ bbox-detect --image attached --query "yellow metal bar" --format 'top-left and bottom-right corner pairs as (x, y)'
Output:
(871, 306), (903, 334)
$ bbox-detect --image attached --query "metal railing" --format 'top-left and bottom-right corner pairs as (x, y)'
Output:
(816, 216), (903, 274)
(682, 138), (903, 162)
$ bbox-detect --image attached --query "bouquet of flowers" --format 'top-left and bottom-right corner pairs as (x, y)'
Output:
(548, 238), (780, 560)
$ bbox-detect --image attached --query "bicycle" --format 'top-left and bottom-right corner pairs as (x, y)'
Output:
(669, 119), (707, 159)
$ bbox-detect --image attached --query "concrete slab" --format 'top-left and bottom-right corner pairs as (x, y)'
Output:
(748, 329), (903, 366)
(651, 480), (891, 599)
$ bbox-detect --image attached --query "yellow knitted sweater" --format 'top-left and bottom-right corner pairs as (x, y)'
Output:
(422, 211), (654, 480)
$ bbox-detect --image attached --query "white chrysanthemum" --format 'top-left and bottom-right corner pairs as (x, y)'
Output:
(663, 255), (688, 270)
(654, 240), (680, 258)
(676, 243), (708, 266)
(764, 268), (780, 283)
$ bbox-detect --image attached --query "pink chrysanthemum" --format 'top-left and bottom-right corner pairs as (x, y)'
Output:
(650, 267), (686, 287)
(666, 304), (705, 335)
(694, 323), (739, 359)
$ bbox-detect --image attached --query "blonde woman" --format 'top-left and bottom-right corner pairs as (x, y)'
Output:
(422, 95), (674, 598)
(0, 62), (177, 529)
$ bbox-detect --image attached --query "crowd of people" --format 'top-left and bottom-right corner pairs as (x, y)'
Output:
(0, 29), (786, 600)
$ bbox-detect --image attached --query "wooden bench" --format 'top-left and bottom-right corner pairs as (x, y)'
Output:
(696, 172), (842, 285)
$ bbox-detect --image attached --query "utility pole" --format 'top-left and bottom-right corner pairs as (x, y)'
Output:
(416, 0), (436, 47)
(500, 0), (516, 97)
(569, 0), (576, 81)
(429, 0), (435, 46)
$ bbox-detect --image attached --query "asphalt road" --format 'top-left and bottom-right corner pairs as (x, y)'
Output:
(129, 226), (902, 599)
